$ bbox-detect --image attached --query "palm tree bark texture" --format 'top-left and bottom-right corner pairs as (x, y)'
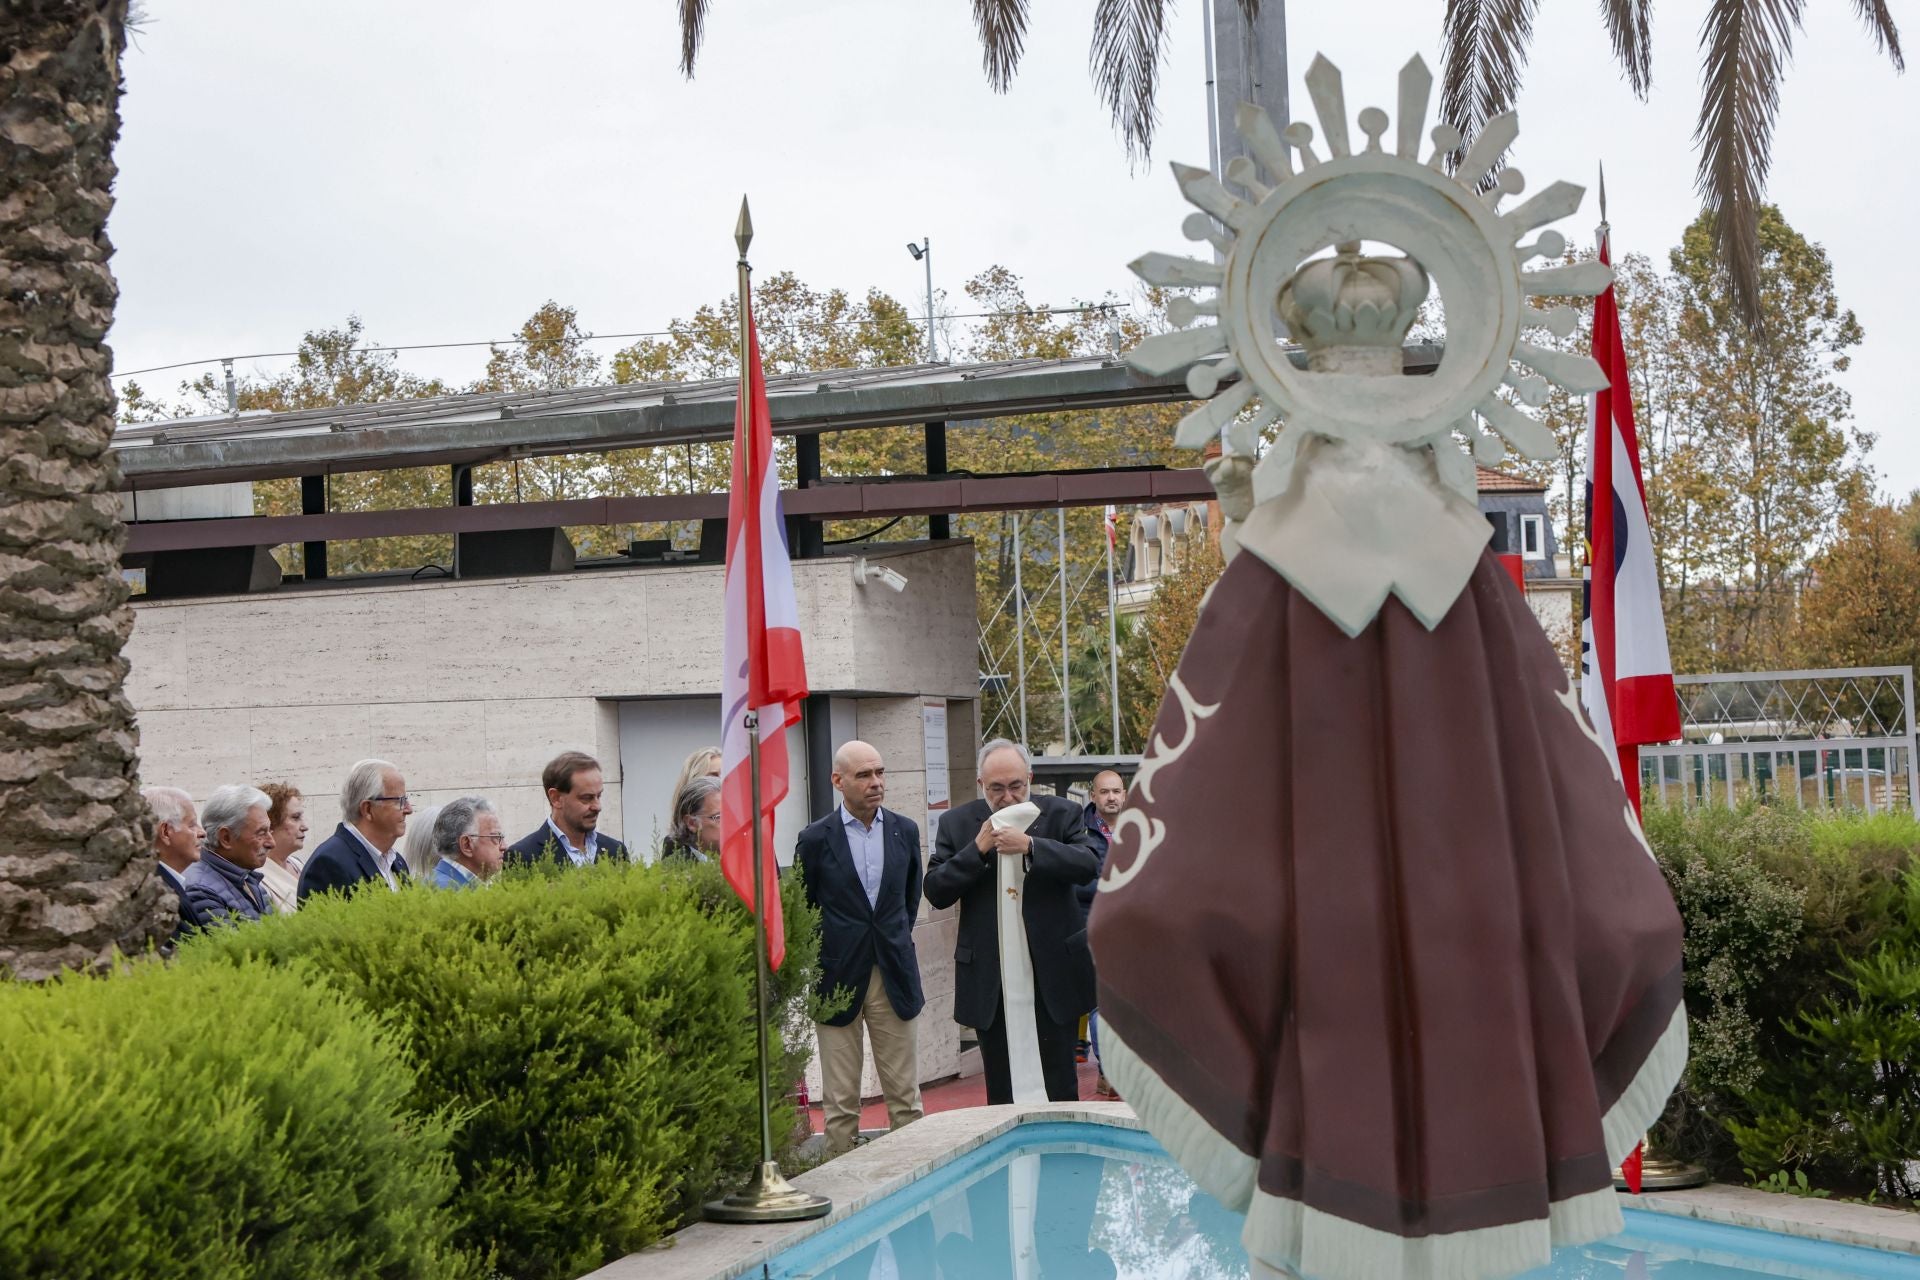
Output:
(0, 0), (171, 979)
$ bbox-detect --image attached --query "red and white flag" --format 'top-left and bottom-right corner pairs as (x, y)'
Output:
(1104, 504), (1119, 549)
(1580, 229), (1680, 816)
(720, 295), (808, 968)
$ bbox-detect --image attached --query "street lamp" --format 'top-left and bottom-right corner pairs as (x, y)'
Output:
(906, 238), (936, 363)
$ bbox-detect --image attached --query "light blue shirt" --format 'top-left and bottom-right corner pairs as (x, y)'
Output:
(840, 805), (886, 910)
(432, 858), (479, 890)
(546, 818), (599, 867)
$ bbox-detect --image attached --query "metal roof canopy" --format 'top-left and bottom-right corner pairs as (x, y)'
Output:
(111, 345), (1446, 491)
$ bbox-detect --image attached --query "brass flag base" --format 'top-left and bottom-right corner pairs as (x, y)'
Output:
(1614, 1151), (1711, 1192)
(703, 1160), (833, 1223)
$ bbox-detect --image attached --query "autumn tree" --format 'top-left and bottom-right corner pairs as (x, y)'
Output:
(1661, 206), (1872, 670)
(1793, 496), (1920, 675)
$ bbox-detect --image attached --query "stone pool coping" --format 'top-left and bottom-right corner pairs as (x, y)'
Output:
(582, 1102), (1920, 1280)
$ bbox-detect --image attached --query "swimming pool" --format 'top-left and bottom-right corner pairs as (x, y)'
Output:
(763, 1122), (1920, 1279)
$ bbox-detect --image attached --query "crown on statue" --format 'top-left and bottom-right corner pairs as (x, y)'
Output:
(1276, 242), (1429, 375)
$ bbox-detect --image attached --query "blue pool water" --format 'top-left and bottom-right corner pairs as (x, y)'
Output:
(766, 1123), (1920, 1279)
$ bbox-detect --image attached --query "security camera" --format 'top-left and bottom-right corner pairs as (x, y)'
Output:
(853, 558), (909, 593)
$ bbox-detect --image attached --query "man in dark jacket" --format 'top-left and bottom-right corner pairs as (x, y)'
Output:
(182, 785), (275, 927)
(299, 758), (414, 903)
(144, 785), (206, 939)
(1077, 768), (1127, 1095)
(796, 739), (925, 1155)
(925, 739), (1101, 1104)
(507, 751), (630, 867)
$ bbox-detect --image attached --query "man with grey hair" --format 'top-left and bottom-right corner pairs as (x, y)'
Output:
(144, 786), (206, 938)
(298, 758), (415, 903)
(925, 738), (1102, 1103)
(429, 796), (506, 889)
(182, 784), (275, 927)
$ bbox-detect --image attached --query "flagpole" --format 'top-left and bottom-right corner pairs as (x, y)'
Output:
(1587, 174), (1705, 1196)
(706, 197), (830, 1224)
(1105, 508), (1121, 754)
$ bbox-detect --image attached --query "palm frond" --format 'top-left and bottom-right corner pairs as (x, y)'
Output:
(1848, 0), (1905, 70)
(1695, 0), (1803, 322)
(678, 0), (709, 77)
(1598, 0), (1654, 97)
(974, 0), (1033, 92)
(1439, 0), (1542, 165)
(1091, 0), (1172, 162)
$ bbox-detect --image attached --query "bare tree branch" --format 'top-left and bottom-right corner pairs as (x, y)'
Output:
(1848, 0), (1905, 70)
(1695, 0), (1802, 324)
(1598, 0), (1654, 97)
(1091, 0), (1171, 163)
(678, 0), (709, 77)
(1439, 0), (1541, 165)
(974, 0), (1033, 92)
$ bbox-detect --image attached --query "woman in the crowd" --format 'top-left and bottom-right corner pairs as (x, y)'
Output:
(660, 775), (722, 863)
(257, 782), (309, 914)
(666, 746), (721, 826)
(401, 802), (444, 882)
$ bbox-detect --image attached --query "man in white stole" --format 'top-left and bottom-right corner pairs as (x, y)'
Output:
(925, 739), (1103, 1104)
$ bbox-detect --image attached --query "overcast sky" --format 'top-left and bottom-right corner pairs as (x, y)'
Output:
(110, 1), (1916, 489)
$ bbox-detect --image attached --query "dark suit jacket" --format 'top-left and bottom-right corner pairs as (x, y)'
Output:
(1076, 801), (1115, 922)
(158, 863), (203, 939)
(796, 806), (925, 1026)
(923, 793), (1101, 1030)
(297, 823), (411, 903)
(506, 823), (629, 868)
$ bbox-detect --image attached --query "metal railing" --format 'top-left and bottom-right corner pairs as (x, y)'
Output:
(1636, 666), (1918, 812)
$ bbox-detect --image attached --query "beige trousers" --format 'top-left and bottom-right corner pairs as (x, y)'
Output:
(816, 969), (922, 1156)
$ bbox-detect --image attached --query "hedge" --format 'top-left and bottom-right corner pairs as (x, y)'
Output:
(180, 858), (824, 1280)
(0, 961), (466, 1280)
(1644, 802), (1919, 1198)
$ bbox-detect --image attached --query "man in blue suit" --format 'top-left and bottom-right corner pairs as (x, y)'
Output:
(298, 758), (414, 903)
(795, 740), (924, 1156)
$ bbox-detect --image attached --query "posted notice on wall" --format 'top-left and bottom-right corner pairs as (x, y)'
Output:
(922, 699), (949, 832)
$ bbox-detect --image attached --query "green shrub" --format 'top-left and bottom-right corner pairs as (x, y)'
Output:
(0, 961), (465, 1280)
(1644, 802), (1920, 1191)
(1729, 870), (1920, 1199)
(182, 860), (822, 1280)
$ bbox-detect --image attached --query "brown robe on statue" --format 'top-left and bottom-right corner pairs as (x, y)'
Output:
(1090, 550), (1686, 1280)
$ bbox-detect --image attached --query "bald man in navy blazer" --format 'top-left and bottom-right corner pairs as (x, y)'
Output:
(795, 740), (925, 1156)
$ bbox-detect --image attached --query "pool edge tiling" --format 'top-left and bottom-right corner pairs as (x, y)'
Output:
(580, 1103), (1139, 1280)
(583, 1104), (1920, 1280)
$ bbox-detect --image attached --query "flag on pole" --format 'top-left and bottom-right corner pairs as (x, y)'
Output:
(1579, 229), (1680, 816)
(720, 295), (807, 969)
(1104, 504), (1119, 549)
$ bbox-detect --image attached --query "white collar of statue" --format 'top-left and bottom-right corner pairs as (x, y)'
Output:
(1128, 53), (1614, 636)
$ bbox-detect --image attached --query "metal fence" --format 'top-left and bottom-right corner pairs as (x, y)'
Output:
(1636, 666), (1918, 813)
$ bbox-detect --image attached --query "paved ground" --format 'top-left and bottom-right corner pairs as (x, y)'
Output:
(803, 1056), (1110, 1136)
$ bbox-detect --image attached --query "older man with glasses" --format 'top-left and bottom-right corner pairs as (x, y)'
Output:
(925, 738), (1102, 1104)
(429, 796), (507, 889)
(298, 758), (415, 903)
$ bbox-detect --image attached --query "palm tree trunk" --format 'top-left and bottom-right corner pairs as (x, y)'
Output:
(0, 0), (171, 979)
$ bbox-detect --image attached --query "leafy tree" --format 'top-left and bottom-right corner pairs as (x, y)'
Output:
(1663, 206), (1872, 669)
(1793, 496), (1920, 675)
(137, 317), (455, 576)
(1118, 531), (1225, 749)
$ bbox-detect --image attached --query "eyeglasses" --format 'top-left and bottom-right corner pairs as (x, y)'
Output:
(369, 795), (410, 807)
(467, 831), (508, 845)
(984, 782), (1029, 798)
